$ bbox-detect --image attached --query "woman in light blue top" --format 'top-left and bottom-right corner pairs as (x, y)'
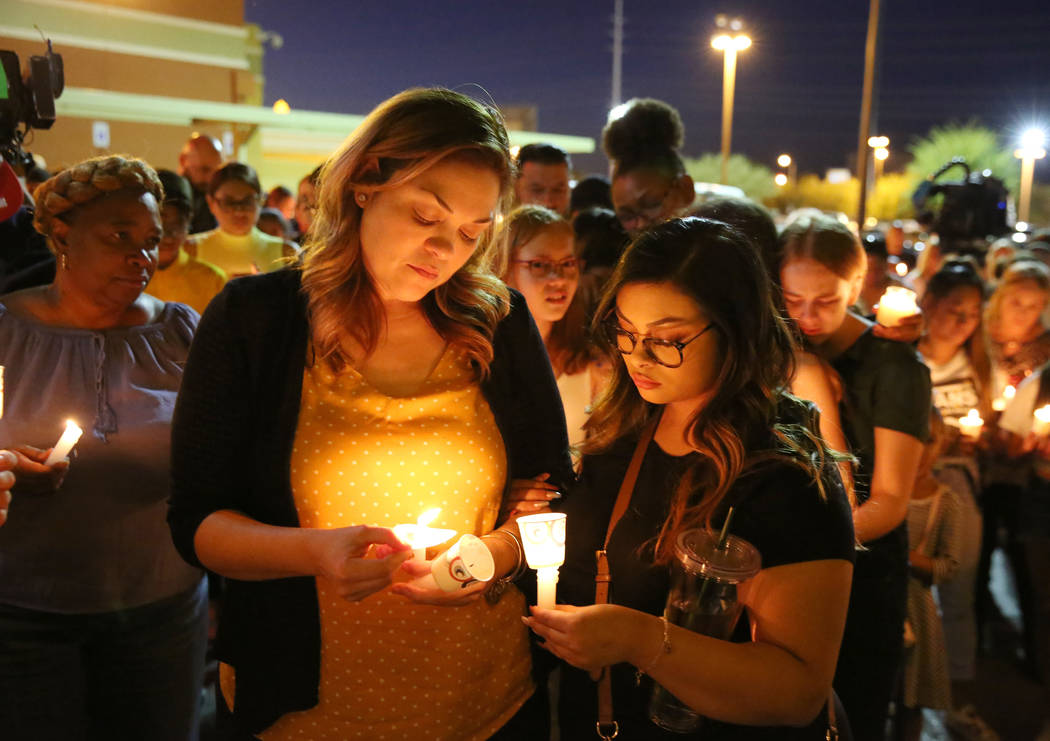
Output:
(0, 155), (206, 741)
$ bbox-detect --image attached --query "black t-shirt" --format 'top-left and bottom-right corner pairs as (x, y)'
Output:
(556, 434), (855, 740)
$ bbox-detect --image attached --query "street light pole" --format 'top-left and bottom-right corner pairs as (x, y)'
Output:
(712, 19), (750, 186)
(1015, 129), (1046, 224)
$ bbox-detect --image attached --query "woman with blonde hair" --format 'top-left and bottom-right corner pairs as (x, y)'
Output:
(0, 155), (207, 740)
(168, 88), (573, 740)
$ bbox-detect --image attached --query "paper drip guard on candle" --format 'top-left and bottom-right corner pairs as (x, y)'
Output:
(874, 286), (919, 328)
(44, 420), (83, 466)
(430, 534), (495, 591)
(517, 512), (566, 610)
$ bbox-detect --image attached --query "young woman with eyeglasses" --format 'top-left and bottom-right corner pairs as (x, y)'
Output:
(523, 217), (855, 739)
(777, 214), (932, 741)
(188, 162), (298, 277)
(497, 206), (597, 469)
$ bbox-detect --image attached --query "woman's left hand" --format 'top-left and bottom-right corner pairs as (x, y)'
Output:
(389, 557), (488, 607)
(499, 473), (561, 521)
(523, 604), (638, 674)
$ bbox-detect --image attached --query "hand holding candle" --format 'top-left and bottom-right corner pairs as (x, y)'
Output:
(874, 286), (919, 328)
(517, 512), (566, 610)
(44, 420), (83, 466)
(958, 409), (984, 441)
(430, 534), (495, 592)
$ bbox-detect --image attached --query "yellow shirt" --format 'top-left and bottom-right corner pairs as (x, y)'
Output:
(223, 346), (533, 740)
(146, 249), (227, 316)
(190, 226), (288, 276)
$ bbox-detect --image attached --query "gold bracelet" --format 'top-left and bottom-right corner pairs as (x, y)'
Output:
(635, 616), (671, 685)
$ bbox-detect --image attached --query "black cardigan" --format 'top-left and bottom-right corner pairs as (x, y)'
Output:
(167, 268), (574, 735)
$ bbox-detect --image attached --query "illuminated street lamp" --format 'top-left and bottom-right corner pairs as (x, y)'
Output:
(712, 16), (751, 185)
(777, 153), (797, 184)
(774, 173), (788, 187)
(1015, 128), (1047, 224)
(867, 135), (889, 181)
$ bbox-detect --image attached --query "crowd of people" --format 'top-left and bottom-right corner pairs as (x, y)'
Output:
(0, 88), (1046, 741)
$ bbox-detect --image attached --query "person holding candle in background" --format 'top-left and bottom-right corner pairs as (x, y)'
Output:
(168, 88), (574, 740)
(777, 214), (931, 741)
(525, 218), (855, 739)
(914, 258), (989, 716)
(978, 258), (1050, 662)
(0, 449), (17, 527)
(0, 155), (207, 741)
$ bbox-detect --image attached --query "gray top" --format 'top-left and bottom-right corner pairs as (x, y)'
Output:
(0, 301), (203, 613)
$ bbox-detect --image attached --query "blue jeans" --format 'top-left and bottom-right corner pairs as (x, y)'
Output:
(0, 578), (208, 741)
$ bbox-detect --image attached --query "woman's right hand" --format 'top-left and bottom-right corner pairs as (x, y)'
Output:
(499, 473), (561, 521)
(9, 444), (69, 495)
(0, 450), (16, 526)
(309, 525), (413, 602)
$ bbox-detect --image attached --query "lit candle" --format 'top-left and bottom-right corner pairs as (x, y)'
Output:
(992, 384), (1016, 412)
(958, 409), (984, 441)
(392, 508), (456, 561)
(517, 512), (566, 610)
(874, 286), (919, 328)
(44, 419), (83, 466)
(430, 534), (495, 592)
(1033, 405), (1050, 437)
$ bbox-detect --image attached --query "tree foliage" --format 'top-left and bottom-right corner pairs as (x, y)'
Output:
(683, 153), (777, 203)
(905, 122), (1019, 198)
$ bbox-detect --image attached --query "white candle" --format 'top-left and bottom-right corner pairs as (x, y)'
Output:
(392, 508), (455, 560)
(1033, 406), (1050, 437)
(517, 512), (567, 610)
(874, 286), (919, 328)
(44, 419), (83, 466)
(958, 409), (983, 441)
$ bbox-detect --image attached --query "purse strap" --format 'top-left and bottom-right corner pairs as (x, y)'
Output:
(594, 415), (660, 740)
(916, 486), (944, 556)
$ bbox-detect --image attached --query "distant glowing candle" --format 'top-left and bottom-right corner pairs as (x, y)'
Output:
(992, 384), (1016, 412)
(875, 286), (919, 328)
(517, 512), (566, 610)
(958, 409), (983, 441)
(44, 419), (83, 466)
(392, 508), (455, 561)
(1034, 406), (1050, 437)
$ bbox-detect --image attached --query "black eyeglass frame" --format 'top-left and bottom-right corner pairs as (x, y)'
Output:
(510, 257), (584, 279)
(604, 319), (717, 368)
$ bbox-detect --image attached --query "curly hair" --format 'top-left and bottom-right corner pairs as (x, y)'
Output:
(33, 156), (164, 249)
(602, 98), (686, 180)
(300, 88), (514, 378)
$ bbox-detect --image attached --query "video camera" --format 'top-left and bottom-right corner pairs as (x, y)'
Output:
(0, 40), (64, 170)
(912, 157), (1010, 260)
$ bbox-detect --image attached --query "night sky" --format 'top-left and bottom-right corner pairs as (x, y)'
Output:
(244, 0), (1050, 180)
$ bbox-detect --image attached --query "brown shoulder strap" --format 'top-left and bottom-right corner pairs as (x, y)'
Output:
(594, 415), (660, 739)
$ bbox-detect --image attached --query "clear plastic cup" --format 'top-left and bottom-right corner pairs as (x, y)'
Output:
(648, 528), (761, 733)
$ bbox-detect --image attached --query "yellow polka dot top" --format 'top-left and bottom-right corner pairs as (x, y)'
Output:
(246, 345), (534, 740)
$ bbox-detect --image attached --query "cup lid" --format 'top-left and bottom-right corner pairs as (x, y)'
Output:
(675, 528), (761, 582)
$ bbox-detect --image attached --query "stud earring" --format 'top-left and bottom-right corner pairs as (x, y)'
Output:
(356, 193), (367, 205)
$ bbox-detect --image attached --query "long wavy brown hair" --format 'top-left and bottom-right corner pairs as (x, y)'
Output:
(300, 88), (515, 377)
(585, 218), (844, 564)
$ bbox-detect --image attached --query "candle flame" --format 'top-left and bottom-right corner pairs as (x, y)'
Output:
(417, 508), (441, 527)
(1035, 405), (1050, 423)
(1004, 385), (1016, 400)
(961, 409), (983, 425)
